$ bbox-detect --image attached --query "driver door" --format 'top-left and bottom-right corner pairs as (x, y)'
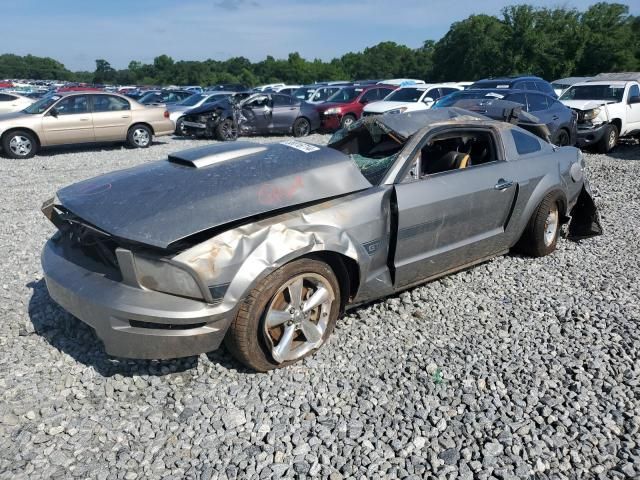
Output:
(41, 95), (94, 145)
(241, 95), (272, 133)
(393, 128), (518, 288)
(271, 94), (299, 132)
(627, 84), (640, 130)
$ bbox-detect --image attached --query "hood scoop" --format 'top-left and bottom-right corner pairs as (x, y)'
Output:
(168, 142), (267, 168)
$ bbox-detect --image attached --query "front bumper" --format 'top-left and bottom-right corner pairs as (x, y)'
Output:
(576, 123), (608, 148)
(41, 239), (233, 359)
(321, 114), (342, 131)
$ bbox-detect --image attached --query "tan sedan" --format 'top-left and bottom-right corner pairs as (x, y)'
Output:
(0, 92), (175, 158)
(0, 92), (34, 114)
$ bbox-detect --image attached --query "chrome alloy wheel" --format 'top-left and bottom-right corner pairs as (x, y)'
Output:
(132, 128), (150, 147)
(607, 128), (617, 150)
(9, 135), (32, 157)
(263, 273), (335, 363)
(543, 204), (559, 247)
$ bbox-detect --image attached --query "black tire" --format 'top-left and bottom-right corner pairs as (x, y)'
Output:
(215, 118), (238, 141)
(225, 258), (341, 371)
(175, 118), (186, 136)
(2, 130), (38, 159)
(553, 129), (570, 147)
(292, 117), (311, 137)
(517, 194), (561, 257)
(340, 114), (357, 129)
(596, 124), (617, 153)
(126, 124), (152, 148)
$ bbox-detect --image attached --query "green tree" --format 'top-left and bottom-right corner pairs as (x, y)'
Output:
(93, 59), (116, 84)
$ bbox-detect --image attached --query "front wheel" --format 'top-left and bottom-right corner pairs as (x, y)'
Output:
(292, 117), (311, 137)
(340, 114), (356, 129)
(516, 195), (561, 257)
(215, 118), (238, 141)
(2, 130), (38, 159)
(553, 129), (570, 146)
(127, 125), (152, 148)
(596, 124), (617, 153)
(225, 258), (341, 371)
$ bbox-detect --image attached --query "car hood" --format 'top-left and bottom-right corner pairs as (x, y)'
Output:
(560, 99), (611, 110)
(184, 98), (230, 115)
(364, 101), (420, 113)
(55, 141), (371, 249)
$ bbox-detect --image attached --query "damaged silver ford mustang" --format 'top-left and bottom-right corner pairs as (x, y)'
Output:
(41, 105), (602, 370)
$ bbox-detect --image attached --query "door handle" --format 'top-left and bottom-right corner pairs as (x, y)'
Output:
(552, 115), (559, 120)
(79, 118), (90, 122)
(494, 179), (514, 190)
(121, 115), (130, 119)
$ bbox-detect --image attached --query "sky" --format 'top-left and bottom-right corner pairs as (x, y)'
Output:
(1, 0), (638, 71)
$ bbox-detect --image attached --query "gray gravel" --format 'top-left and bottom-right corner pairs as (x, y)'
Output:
(0, 135), (639, 479)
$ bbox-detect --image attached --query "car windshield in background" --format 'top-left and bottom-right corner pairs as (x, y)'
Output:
(559, 85), (625, 102)
(434, 90), (504, 108)
(384, 88), (426, 102)
(179, 94), (205, 106)
(139, 92), (162, 103)
(327, 88), (362, 103)
(23, 95), (59, 114)
(328, 120), (403, 185)
(293, 87), (315, 101)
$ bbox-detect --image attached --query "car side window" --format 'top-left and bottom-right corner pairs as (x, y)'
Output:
(92, 95), (130, 113)
(53, 96), (89, 115)
(246, 95), (271, 108)
(506, 93), (527, 110)
(0, 94), (15, 101)
(378, 88), (394, 99)
(273, 95), (293, 107)
(629, 84), (640, 99)
(526, 93), (549, 112)
(512, 129), (541, 155)
(408, 130), (498, 180)
(360, 89), (379, 103)
(424, 89), (440, 101)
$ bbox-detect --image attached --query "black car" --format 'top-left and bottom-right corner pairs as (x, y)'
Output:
(434, 89), (577, 146)
(469, 76), (557, 98)
(181, 92), (321, 141)
(138, 90), (192, 105)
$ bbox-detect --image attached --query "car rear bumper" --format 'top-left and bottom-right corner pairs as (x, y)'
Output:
(41, 239), (232, 359)
(576, 123), (607, 148)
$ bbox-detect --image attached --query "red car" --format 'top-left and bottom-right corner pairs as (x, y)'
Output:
(316, 84), (397, 130)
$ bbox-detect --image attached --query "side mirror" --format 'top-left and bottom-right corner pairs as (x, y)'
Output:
(423, 97), (435, 104)
(629, 95), (640, 104)
(48, 108), (59, 117)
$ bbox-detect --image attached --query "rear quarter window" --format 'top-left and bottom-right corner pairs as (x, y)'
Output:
(512, 129), (542, 155)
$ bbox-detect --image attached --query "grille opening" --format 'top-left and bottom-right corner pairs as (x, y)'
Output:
(129, 320), (206, 330)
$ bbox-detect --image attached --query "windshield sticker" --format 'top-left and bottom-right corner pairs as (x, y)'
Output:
(281, 139), (320, 153)
(485, 93), (505, 98)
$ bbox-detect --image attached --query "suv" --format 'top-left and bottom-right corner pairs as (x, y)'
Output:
(470, 76), (557, 98)
(316, 84), (396, 130)
(559, 75), (640, 152)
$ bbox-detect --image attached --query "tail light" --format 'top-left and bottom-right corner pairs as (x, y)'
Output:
(164, 111), (169, 118)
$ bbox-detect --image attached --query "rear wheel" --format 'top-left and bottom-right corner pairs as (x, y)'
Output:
(553, 129), (570, 146)
(127, 125), (152, 148)
(596, 124), (617, 153)
(517, 194), (561, 257)
(2, 130), (38, 159)
(215, 118), (238, 141)
(292, 117), (311, 137)
(175, 118), (186, 136)
(225, 258), (341, 371)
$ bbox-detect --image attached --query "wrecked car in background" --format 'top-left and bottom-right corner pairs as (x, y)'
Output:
(40, 108), (601, 370)
(559, 74), (640, 153)
(181, 92), (320, 140)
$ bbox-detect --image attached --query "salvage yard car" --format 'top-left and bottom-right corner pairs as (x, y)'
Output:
(0, 92), (34, 114)
(40, 107), (601, 370)
(181, 92), (319, 140)
(559, 74), (640, 152)
(0, 92), (174, 159)
(316, 84), (396, 130)
(362, 83), (463, 116)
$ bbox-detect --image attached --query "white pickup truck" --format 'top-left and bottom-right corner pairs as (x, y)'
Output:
(559, 74), (640, 152)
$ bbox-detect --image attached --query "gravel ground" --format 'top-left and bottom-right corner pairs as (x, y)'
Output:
(0, 135), (639, 480)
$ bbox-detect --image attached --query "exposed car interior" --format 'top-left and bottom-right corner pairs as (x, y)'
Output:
(416, 130), (497, 177)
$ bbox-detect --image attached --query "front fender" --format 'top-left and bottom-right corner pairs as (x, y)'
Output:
(174, 221), (369, 311)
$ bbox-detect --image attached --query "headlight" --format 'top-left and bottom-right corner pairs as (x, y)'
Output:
(386, 107), (408, 114)
(134, 255), (204, 300)
(583, 108), (601, 121)
(324, 107), (341, 115)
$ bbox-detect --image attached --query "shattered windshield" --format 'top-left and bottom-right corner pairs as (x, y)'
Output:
(328, 119), (404, 185)
(559, 85), (625, 102)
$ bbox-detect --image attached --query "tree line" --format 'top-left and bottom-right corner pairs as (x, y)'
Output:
(1, 3), (638, 87)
